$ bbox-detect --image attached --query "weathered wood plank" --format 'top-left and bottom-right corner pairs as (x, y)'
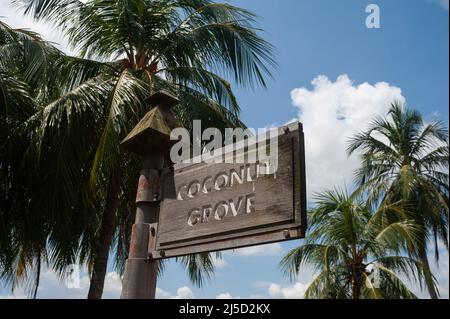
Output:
(154, 122), (307, 258)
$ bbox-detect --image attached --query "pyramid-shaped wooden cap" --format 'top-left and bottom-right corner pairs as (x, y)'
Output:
(146, 90), (179, 108)
(121, 91), (181, 154)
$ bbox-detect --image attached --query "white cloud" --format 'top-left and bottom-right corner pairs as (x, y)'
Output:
(257, 281), (309, 299)
(291, 74), (405, 197)
(216, 292), (240, 299)
(216, 292), (270, 299)
(171, 286), (196, 299)
(411, 248), (449, 299)
(211, 255), (228, 268)
(1, 266), (199, 299)
(0, 1), (71, 53)
(0, 267), (123, 299)
(226, 243), (284, 257)
(156, 286), (196, 299)
(175, 286), (195, 299)
(155, 287), (173, 299)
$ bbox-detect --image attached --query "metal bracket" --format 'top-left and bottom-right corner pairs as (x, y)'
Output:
(149, 250), (165, 260)
(147, 223), (158, 261)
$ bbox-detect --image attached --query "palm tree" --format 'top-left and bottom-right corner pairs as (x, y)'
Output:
(13, 0), (276, 298)
(1, 18), (111, 298)
(0, 19), (68, 298)
(0, 22), (37, 293)
(280, 189), (433, 299)
(347, 102), (449, 299)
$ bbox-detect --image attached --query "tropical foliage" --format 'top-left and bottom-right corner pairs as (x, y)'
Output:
(0, 19), (74, 298)
(281, 103), (448, 299)
(1, 0), (448, 300)
(1, 0), (275, 298)
(347, 102), (449, 298)
(281, 189), (434, 299)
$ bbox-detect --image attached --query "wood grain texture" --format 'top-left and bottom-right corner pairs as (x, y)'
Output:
(154, 122), (307, 258)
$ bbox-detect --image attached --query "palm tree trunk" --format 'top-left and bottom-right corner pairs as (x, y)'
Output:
(418, 247), (439, 299)
(352, 277), (361, 299)
(351, 263), (361, 299)
(87, 174), (120, 299)
(32, 255), (41, 299)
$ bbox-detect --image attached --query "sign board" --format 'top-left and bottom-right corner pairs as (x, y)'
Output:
(151, 122), (306, 259)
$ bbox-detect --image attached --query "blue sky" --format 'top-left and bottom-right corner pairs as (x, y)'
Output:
(0, 0), (448, 299)
(232, 0), (449, 128)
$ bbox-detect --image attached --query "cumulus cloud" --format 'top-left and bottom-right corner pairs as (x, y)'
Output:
(157, 286), (196, 299)
(226, 243), (284, 257)
(174, 286), (196, 299)
(216, 292), (240, 299)
(291, 74), (405, 197)
(252, 281), (309, 299)
(0, 267), (122, 299)
(216, 292), (270, 299)
(155, 287), (173, 299)
(1, 266), (199, 299)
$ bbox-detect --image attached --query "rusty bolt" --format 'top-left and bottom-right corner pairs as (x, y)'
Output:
(283, 230), (291, 239)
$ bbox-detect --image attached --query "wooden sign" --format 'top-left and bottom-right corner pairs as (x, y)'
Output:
(150, 122), (306, 259)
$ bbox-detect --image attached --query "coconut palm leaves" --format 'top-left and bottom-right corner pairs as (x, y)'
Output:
(0, 20), (55, 93)
(0, 20), (57, 297)
(280, 189), (433, 299)
(347, 102), (449, 298)
(9, 0), (275, 298)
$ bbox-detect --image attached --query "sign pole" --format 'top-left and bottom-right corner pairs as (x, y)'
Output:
(120, 92), (180, 299)
(120, 155), (163, 299)
(119, 92), (307, 297)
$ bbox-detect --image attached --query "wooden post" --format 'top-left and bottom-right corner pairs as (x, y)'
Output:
(120, 92), (180, 299)
(120, 155), (163, 299)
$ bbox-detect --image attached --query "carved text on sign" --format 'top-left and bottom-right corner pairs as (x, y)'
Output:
(175, 162), (273, 227)
(154, 122), (307, 259)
